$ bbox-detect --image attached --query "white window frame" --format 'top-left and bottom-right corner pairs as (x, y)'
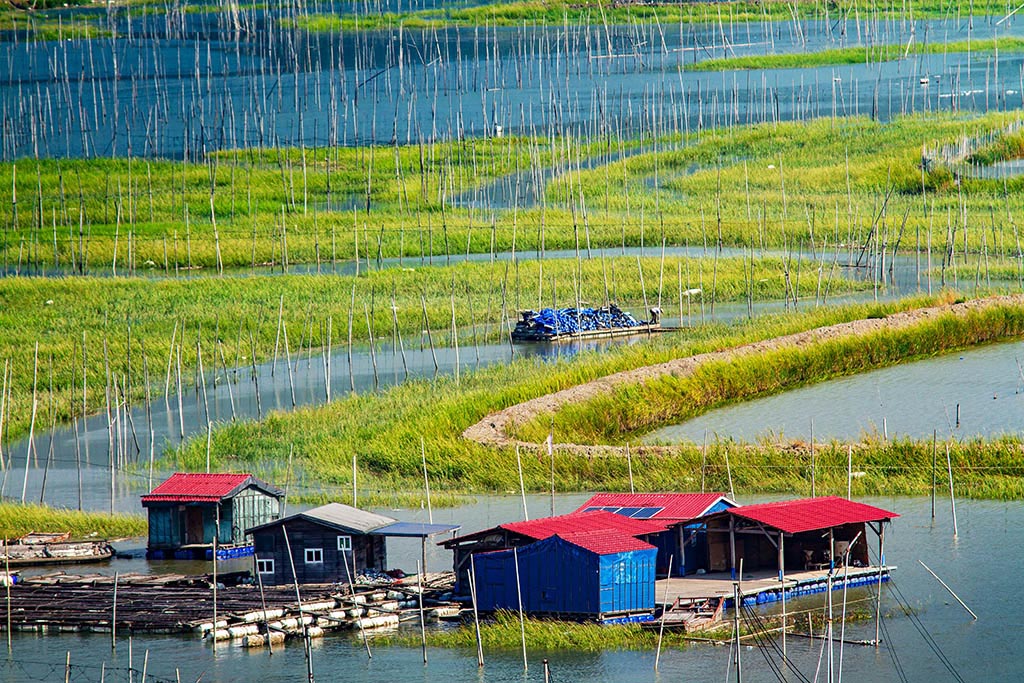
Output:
(337, 535), (352, 552)
(256, 558), (275, 574)
(304, 548), (323, 565)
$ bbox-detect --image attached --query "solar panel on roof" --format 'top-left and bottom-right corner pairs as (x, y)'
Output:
(630, 507), (665, 519)
(581, 507), (606, 513)
(616, 507), (642, 517)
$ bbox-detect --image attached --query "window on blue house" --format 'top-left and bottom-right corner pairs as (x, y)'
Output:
(304, 548), (323, 564)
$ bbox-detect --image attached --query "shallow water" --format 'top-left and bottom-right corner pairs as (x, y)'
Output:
(1, 15), (1021, 160)
(644, 338), (1024, 444)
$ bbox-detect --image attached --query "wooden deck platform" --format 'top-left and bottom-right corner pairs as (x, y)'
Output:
(656, 565), (893, 608)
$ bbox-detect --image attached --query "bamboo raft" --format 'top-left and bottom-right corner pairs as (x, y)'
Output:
(2, 571), (459, 641)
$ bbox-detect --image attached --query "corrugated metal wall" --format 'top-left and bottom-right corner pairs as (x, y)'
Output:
(598, 549), (655, 614)
(474, 537), (655, 617)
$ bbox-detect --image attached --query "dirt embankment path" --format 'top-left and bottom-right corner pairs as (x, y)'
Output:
(463, 295), (1024, 457)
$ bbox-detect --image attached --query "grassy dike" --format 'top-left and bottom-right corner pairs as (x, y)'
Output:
(508, 296), (1024, 499)
(0, 503), (146, 540)
(170, 293), (1024, 503)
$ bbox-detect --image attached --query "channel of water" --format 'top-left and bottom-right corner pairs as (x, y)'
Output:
(644, 337), (1024, 445)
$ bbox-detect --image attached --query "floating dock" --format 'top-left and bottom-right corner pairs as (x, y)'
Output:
(657, 565), (893, 610)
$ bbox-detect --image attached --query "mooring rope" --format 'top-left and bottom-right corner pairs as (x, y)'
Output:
(740, 602), (812, 683)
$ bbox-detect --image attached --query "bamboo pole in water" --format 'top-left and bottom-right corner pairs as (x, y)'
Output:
(626, 443), (634, 494)
(21, 343), (38, 504)
(5, 539), (10, 652)
(946, 443), (958, 538)
(516, 445), (528, 521)
(513, 546), (527, 672)
(253, 552), (274, 654)
(421, 437), (432, 523)
(282, 527), (315, 681)
(417, 560), (427, 664)
(469, 556), (484, 668)
(654, 555), (674, 672)
(931, 431), (937, 519)
(111, 571), (118, 651)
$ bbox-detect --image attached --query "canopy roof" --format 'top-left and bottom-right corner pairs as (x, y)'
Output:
(723, 497), (898, 534)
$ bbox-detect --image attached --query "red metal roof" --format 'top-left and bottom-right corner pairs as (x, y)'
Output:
(141, 473), (254, 504)
(500, 510), (666, 540)
(726, 497), (898, 534)
(555, 530), (656, 555)
(575, 492), (733, 521)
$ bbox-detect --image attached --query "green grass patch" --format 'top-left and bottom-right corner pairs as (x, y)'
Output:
(6, 112), (1024, 277)
(0, 502), (145, 540)
(0, 252), (838, 443)
(170, 293), (1024, 503)
(291, 0), (1006, 33)
(689, 37), (1024, 71)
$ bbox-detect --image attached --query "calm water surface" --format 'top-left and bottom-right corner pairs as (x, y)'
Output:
(644, 339), (1024, 444)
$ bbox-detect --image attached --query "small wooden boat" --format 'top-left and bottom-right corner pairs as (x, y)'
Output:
(0, 534), (114, 567)
(642, 596), (724, 633)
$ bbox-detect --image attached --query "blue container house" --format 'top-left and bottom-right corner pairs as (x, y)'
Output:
(473, 530), (657, 620)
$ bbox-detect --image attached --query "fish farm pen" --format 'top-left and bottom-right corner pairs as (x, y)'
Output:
(511, 305), (662, 342)
(2, 571), (459, 643)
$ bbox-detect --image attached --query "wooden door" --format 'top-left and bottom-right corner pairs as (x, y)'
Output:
(185, 508), (204, 544)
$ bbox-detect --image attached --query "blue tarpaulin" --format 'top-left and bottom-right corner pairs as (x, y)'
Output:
(512, 304), (647, 340)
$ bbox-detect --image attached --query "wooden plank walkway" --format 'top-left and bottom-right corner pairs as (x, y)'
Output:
(657, 565), (892, 606)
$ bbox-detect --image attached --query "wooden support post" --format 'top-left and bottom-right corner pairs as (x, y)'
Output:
(729, 517), (737, 581)
(111, 571), (118, 651)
